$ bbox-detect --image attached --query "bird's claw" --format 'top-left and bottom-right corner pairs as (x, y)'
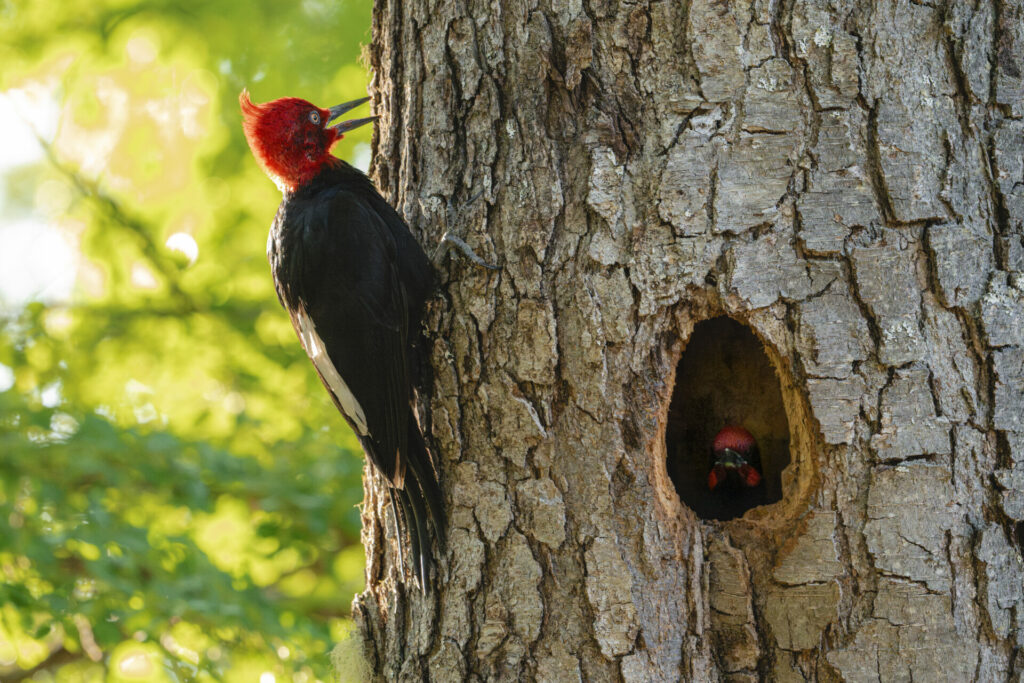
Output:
(434, 190), (497, 270)
(433, 231), (499, 270)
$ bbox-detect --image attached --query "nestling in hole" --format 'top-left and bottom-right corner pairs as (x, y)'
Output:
(666, 317), (791, 521)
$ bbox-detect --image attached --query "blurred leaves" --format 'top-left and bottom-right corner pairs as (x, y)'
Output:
(0, 0), (374, 680)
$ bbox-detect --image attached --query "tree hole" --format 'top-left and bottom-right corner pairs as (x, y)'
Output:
(666, 317), (791, 521)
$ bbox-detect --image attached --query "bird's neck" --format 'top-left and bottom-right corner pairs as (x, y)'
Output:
(283, 157), (350, 197)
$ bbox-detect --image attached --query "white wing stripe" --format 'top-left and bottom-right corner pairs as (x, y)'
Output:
(296, 306), (369, 436)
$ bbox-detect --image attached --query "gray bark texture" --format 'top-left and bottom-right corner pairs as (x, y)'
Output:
(352, 0), (1024, 679)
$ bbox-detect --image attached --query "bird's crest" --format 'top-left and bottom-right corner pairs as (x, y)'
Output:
(239, 89), (336, 192)
(712, 425), (756, 453)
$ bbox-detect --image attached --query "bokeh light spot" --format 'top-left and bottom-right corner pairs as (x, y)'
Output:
(165, 231), (199, 264)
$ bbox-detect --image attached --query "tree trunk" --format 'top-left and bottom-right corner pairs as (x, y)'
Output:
(354, 0), (1024, 679)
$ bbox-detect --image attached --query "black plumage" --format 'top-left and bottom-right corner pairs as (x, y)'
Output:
(267, 159), (445, 587)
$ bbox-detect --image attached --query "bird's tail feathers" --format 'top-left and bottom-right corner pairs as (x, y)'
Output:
(386, 415), (446, 591)
(387, 486), (408, 577)
(400, 476), (431, 588)
(405, 417), (447, 553)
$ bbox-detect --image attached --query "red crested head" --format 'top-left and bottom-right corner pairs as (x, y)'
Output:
(712, 425), (756, 454)
(239, 90), (373, 193)
(708, 425), (761, 491)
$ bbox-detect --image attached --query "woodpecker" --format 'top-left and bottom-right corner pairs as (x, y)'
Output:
(708, 425), (763, 492)
(239, 90), (444, 588)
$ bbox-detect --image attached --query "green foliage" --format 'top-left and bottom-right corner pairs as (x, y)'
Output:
(1, 0), (375, 680)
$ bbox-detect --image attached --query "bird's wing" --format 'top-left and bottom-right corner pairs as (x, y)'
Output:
(286, 189), (411, 486)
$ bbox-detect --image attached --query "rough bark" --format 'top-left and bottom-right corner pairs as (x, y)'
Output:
(353, 0), (1024, 680)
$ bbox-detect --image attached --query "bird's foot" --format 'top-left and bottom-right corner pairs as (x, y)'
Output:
(431, 191), (498, 270)
(433, 231), (499, 270)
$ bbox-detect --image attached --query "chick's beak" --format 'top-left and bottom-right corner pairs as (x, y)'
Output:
(717, 448), (747, 469)
(328, 97), (376, 133)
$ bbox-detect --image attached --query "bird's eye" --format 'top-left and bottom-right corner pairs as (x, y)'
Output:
(309, 110), (321, 125)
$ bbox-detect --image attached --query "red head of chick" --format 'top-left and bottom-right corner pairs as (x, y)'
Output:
(239, 90), (374, 192)
(708, 425), (763, 491)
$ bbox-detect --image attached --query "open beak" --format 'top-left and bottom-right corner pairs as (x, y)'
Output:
(328, 97), (376, 133)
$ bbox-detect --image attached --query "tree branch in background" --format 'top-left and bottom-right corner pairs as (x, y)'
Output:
(2, 646), (83, 682)
(36, 134), (196, 313)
